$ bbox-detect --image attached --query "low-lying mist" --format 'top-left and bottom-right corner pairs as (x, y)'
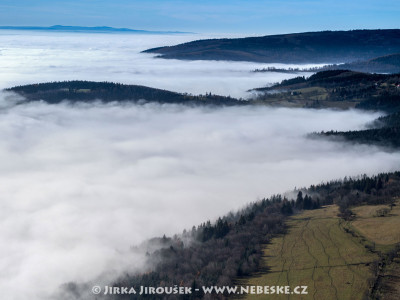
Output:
(0, 94), (399, 299)
(0, 31), (321, 98)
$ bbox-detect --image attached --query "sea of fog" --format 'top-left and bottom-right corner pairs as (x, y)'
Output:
(0, 30), (323, 98)
(0, 31), (399, 300)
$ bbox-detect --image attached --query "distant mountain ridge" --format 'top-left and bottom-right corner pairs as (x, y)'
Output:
(0, 25), (191, 34)
(144, 29), (400, 63)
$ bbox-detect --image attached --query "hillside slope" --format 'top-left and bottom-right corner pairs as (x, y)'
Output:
(144, 30), (400, 63)
(5, 81), (243, 106)
(254, 70), (400, 110)
(57, 172), (400, 299)
(326, 53), (400, 74)
(242, 205), (377, 300)
(315, 111), (400, 149)
(255, 54), (400, 74)
(242, 201), (400, 300)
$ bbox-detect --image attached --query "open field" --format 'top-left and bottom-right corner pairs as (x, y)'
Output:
(257, 88), (359, 109)
(350, 200), (400, 300)
(259, 98), (358, 109)
(351, 200), (400, 246)
(241, 205), (379, 300)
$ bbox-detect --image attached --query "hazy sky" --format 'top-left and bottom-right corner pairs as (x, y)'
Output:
(0, 0), (399, 34)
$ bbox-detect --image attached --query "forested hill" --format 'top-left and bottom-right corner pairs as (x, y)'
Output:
(61, 171), (400, 299)
(254, 70), (400, 110)
(315, 112), (400, 149)
(144, 29), (400, 64)
(5, 81), (243, 106)
(322, 53), (400, 74)
(255, 53), (400, 74)
(254, 69), (400, 148)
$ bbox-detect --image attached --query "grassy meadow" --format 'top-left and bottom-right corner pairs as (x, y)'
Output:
(241, 202), (400, 300)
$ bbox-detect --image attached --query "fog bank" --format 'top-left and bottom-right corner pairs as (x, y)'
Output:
(0, 96), (398, 299)
(0, 31), (321, 98)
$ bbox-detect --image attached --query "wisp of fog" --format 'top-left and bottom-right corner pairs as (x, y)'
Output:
(0, 94), (399, 299)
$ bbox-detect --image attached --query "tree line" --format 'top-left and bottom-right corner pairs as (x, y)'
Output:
(6, 81), (245, 106)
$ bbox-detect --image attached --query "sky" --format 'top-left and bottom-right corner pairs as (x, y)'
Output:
(0, 0), (399, 34)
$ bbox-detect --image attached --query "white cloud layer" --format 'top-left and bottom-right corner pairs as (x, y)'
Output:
(0, 31), (322, 98)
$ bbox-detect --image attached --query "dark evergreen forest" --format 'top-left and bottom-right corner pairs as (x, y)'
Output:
(144, 30), (400, 64)
(6, 81), (243, 106)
